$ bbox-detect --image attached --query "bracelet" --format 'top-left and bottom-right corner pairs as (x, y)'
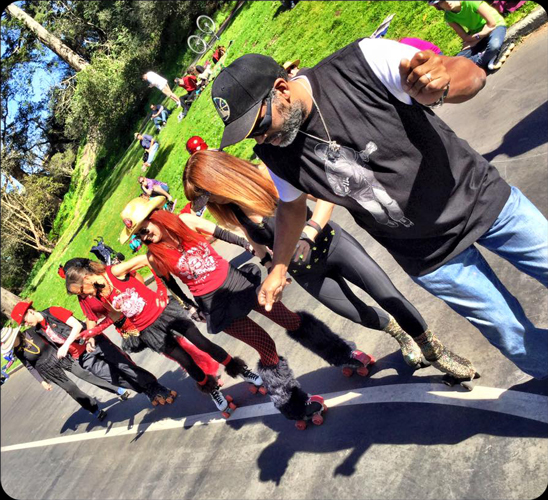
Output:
(427, 82), (450, 109)
(474, 33), (480, 41)
(306, 220), (322, 233)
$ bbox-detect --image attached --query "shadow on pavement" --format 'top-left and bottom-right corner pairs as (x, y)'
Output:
(483, 101), (548, 162)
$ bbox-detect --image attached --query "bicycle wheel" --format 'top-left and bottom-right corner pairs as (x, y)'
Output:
(197, 15), (216, 35)
(188, 35), (207, 54)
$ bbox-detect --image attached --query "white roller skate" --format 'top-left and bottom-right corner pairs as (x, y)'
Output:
(210, 387), (237, 419)
(239, 366), (268, 395)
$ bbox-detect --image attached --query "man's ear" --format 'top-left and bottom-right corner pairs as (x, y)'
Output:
(273, 78), (291, 101)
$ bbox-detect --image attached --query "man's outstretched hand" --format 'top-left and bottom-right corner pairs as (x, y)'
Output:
(257, 270), (292, 312)
(399, 50), (450, 105)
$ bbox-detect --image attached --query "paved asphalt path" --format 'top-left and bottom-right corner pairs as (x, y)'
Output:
(2, 28), (547, 500)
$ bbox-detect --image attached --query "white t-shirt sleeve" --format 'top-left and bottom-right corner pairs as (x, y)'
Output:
(267, 169), (304, 202)
(358, 38), (421, 105)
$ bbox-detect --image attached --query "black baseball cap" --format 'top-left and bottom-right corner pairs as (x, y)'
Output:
(211, 53), (281, 149)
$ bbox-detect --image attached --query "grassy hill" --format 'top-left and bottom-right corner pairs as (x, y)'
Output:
(21, 0), (537, 318)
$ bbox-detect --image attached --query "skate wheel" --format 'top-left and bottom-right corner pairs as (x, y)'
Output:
(356, 366), (369, 377)
(222, 411), (231, 419)
(228, 402), (237, 411)
(225, 394), (233, 403)
(157, 398), (166, 405)
(170, 390), (177, 398)
(248, 384), (258, 394)
(152, 399), (159, 406)
(258, 386), (268, 395)
(460, 380), (475, 391)
(165, 396), (174, 404)
(442, 374), (456, 387)
(295, 420), (307, 430)
(312, 414), (324, 426)
(367, 355), (376, 365)
(342, 367), (354, 377)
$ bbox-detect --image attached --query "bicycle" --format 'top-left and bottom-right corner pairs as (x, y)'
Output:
(187, 15), (219, 55)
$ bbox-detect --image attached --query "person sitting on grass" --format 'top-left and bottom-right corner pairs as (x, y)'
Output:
(429, 0), (510, 71)
(150, 104), (169, 132)
(135, 133), (159, 172)
(138, 176), (175, 211)
(142, 71), (181, 106)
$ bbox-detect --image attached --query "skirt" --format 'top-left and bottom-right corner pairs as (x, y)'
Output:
(195, 263), (261, 334)
(122, 300), (195, 354)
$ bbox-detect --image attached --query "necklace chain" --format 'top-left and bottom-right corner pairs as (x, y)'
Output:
(295, 78), (340, 152)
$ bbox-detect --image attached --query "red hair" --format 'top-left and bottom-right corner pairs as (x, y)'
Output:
(145, 209), (206, 278)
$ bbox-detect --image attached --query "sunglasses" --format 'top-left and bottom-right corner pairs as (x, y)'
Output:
(192, 191), (211, 213)
(137, 226), (150, 239)
(248, 96), (272, 138)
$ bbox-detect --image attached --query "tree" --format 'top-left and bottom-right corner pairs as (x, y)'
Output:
(1, 287), (20, 317)
(5, 3), (89, 72)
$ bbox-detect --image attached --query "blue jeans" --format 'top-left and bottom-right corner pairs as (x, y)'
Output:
(146, 142), (160, 164)
(457, 25), (507, 69)
(412, 187), (548, 379)
(153, 110), (168, 128)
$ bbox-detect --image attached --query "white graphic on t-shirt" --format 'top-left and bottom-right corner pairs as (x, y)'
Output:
(111, 288), (146, 318)
(176, 242), (217, 282)
(44, 325), (66, 345)
(314, 142), (413, 228)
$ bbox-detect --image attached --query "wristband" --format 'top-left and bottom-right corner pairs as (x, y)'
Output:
(474, 33), (480, 41)
(427, 82), (450, 109)
(306, 220), (322, 233)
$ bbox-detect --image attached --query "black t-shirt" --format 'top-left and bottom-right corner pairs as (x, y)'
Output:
(14, 328), (56, 365)
(255, 39), (510, 277)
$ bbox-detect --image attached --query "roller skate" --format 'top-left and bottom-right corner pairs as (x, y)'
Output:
(240, 366), (267, 395)
(93, 409), (108, 421)
(224, 356), (267, 395)
(210, 387), (237, 419)
(383, 316), (430, 369)
(295, 395), (327, 430)
(415, 329), (479, 392)
(341, 350), (375, 377)
(117, 387), (131, 401)
(489, 40), (516, 71)
(148, 384), (177, 406)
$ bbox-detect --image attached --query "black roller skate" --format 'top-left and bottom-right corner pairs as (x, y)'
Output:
(442, 372), (481, 391)
(210, 387), (237, 419)
(147, 384), (177, 406)
(295, 395), (327, 431)
(342, 350), (376, 377)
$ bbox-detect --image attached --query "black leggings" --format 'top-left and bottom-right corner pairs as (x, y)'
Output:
(295, 230), (427, 337)
(165, 323), (229, 383)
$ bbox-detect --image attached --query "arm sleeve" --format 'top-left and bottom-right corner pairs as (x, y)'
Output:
(164, 275), (197, 309)
(80, 317), (114, 339)
(358, 38), (420, 105)
(213, 226), (251, 250)
(267, 169), (304, 202)
(49, 307), (75, 324)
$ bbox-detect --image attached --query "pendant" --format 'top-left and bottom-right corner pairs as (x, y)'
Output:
(327, 140), (341, 161)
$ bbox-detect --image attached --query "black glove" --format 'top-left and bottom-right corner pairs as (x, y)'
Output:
(164, 275), (197, 309)
(189, 306), (207, 323)
(213, 226), (254, 254)
(292, 232), (315, 264)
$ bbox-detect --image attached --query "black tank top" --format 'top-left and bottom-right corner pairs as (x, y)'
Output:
(255, 38), (510, 276)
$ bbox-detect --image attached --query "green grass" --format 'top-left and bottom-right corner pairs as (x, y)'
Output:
(21, 1), (540, 320)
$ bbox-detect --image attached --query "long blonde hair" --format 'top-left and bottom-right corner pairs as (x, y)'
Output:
(183, 150), (279, 229)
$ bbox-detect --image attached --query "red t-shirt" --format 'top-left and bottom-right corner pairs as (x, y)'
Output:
(40, 307), (86, 359)
(166, 241), (229, 296)
(78, 296), (109, 322)
(104, 266), (166, 330)
(180, 75), (197, 92)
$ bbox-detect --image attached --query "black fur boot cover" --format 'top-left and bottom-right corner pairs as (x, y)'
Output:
(257, 356), (308, 420)
(285, 311), (353, 366)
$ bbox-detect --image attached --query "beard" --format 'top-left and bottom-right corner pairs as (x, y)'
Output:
(270, 98), (306, 147)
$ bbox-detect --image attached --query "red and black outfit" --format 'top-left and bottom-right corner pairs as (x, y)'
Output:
(13, 327), (103, 414)
(80, 267), (239, 389)
(158, 238), (326, 420)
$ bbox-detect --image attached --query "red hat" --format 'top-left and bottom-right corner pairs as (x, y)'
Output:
(186, 136), (208, 155)
(11, 301), (33, 326)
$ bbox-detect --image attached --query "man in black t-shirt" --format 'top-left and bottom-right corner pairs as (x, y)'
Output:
(210, 40), (548, 380)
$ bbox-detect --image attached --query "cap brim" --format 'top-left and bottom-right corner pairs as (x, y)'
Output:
(219, 100), (263, 150)
(119, 196), (166, 244)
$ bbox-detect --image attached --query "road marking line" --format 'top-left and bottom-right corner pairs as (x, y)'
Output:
(2, 383), (546, 452)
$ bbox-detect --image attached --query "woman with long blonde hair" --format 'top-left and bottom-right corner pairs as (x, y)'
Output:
(183, 146), (479, 389)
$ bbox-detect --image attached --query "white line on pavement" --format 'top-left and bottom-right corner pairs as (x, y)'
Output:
(2, 383), (546, 452)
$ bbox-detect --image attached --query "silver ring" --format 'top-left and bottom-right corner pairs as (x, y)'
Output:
(425, 73), (432, 83)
